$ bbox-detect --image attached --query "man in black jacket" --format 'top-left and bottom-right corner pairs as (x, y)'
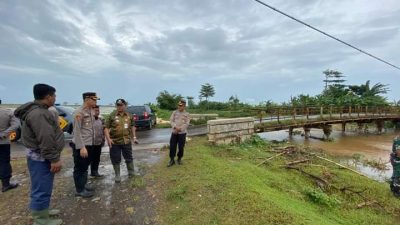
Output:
(14, 83), (64, 225)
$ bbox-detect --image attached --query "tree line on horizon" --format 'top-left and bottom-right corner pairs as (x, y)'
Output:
(154, 69), (392, 112)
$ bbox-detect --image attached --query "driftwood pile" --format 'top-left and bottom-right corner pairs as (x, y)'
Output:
(257, 145), (384, 210)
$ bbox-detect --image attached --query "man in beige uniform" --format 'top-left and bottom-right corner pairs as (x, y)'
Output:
(168, 100), (190, 167)
(90, 105), (104, 178)
(0, 104), (20, 192)
(71, 92), (100, 198)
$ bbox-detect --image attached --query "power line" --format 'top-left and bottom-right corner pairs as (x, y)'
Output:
(253, 0), (400, 71)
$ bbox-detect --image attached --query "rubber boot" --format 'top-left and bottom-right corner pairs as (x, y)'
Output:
(113, 164), (121, 183)
(126, 162), (134, 178)
(32, 209), (63, 225)
(48, 209), (60, 216)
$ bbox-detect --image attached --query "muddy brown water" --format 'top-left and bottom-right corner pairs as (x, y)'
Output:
(258, 126), (398, 181)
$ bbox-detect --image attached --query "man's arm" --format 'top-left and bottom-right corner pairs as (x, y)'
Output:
(181, 113), (191, 132)
(72, 111), (85, 149)
(104, 128), (113, 147)
(104, 114), (113, 146)
(1, 111), (20, 137)
(169, 111), (176, 128)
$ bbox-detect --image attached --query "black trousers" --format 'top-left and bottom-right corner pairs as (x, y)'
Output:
(109, 144), (133, 165)
(0, 144), (12, 180)
(89, 145), (102, 174)
(72, 144), (93, 193)
(169, 133), (186, 160)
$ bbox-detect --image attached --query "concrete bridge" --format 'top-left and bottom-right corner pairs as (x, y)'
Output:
(254, 105), (400, 138)
(208, 105), (400, 144)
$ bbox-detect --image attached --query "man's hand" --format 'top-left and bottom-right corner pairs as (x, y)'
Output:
(80, 147), (88, 158)
(50, 160), (62, 173)
(107, 138), (114, 148)
(133, 137), (139, 144)
(172, 127), (178, 134)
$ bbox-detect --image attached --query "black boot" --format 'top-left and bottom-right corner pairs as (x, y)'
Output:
(90, 171), (104, 178)
(1, 178), (19, 192)
(167, 159), (175, 167)
(177, 158), (183, 165)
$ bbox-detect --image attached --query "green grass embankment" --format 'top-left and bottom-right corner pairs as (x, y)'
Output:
(152, 136), (400, 225)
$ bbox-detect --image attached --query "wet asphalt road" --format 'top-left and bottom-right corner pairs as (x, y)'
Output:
(10, 126), (207, 158)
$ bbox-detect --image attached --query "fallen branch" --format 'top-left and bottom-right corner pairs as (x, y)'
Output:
(286, 165), (330, 188)
(286, 159), (309, 166)
(340, 187), (385, 210)
(257, 151), (288, 166)
(357, 200), (378, 209)
(313, 155), (370, 179)
(273, 146), (296, 151)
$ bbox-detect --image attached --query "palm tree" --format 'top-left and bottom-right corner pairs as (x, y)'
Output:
(348, 80), (389, 97)
(199, 83), (215, 102)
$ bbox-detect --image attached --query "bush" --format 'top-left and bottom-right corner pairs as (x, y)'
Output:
(304, 188), (341, 208)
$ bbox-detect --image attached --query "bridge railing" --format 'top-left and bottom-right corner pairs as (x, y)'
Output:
(249, 105), (400, 124)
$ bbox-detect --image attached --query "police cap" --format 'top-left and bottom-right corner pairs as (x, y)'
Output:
(115, 98), (127, 106)
(82, 92), (100, 100)
(178, 99), (186, 106)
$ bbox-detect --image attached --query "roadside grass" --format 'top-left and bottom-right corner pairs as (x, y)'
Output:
(153, 136), (400, 225)
(156, 109), (172, 121)
(155, 123), (172, 129)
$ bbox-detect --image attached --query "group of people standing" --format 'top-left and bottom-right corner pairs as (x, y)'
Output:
(0, 83), (190, 225)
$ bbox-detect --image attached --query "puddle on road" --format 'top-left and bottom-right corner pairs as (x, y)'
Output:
(61, 146), (162, 203)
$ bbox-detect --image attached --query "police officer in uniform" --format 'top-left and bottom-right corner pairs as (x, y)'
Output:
(168, 99), (190, 167)
(71, 92), (100, 198)
(90, 105), (104, 178)
(104, 99), (137, 183)
(0, 103), (20, 192)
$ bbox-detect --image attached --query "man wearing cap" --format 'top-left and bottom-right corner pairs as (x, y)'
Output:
(71, 92), (100, 198)
(14, 83), (63, 225)
(104, 98), (137, 183)
(168, 100), (190, 167)
(390, 136), (400, 197)
(0, 103), (20, 192)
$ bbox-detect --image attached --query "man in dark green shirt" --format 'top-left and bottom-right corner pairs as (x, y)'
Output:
(390, 136), (400, 197)
(104, 99), (137, 183)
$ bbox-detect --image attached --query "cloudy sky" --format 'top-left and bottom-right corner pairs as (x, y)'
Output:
(1, 0), (399, 105)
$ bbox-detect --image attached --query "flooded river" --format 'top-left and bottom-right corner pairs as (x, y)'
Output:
(258, 126), (398, 181)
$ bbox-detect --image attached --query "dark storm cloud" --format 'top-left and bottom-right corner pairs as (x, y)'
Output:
(0, 0), (399, 104)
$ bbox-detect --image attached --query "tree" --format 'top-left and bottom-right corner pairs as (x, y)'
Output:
(228, 95), (240, 110)
(323, 69), (346, 90)
(199, 83), (215, 102)
(156, 90), (183, 110)
(186, 96), (194, 108)
(290, 94), (317, 107)
(348, 80), (389, 97)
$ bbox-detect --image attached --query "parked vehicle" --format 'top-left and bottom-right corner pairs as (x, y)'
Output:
(126, 105), (156, 130)
(12, 105), (75, 142)
(55, 105), (75, 133)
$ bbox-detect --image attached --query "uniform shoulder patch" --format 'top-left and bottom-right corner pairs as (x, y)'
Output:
(75, 113), (82, 120)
